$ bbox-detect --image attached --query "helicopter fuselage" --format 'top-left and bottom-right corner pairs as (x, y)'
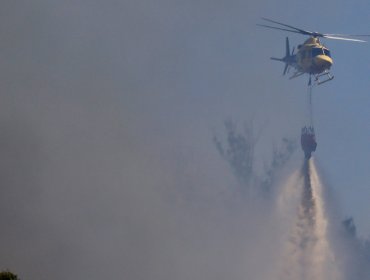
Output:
(295, 37), (333, 74)
(270, 36), (334, 84)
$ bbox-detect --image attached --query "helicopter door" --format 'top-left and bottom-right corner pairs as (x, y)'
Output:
(299, 49), (311, 70)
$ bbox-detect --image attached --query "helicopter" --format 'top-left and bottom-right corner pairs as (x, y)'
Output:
(258, 18), (370, 85)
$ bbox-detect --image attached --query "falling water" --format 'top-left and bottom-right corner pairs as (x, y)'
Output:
(278, 159), (341, 280)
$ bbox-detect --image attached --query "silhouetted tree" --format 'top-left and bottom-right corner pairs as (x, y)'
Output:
(341, 217), (370, 279)
(0, 271), (19, 280)
(214, 120), (296, 196)
(342, 217), (357, 237)
(214, 120), (255, 189)
(343, 217), (370, 259)
(260, 138), (296, 193)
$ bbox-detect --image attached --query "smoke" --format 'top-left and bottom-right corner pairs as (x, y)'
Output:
(1, 2), (369, 280)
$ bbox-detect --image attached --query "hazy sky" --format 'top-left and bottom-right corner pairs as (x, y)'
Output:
(0, 1), (369, 279)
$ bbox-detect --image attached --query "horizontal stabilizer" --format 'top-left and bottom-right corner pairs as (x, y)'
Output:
(271, 57), (284, 61)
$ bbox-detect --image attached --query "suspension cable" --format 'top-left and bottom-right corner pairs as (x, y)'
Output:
(307, 83), (314, 127)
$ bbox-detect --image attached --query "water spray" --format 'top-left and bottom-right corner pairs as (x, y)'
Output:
(278, 159), (341, 280)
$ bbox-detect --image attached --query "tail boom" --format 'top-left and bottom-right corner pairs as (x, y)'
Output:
(271, 37), (296, 75)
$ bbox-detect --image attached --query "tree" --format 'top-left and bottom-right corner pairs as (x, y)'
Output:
(214, 119), (296, 197)
(0, 271), (19, 280)
(260, 137), (296, 193)
(213, 120), (255, 189)
(342, 217), (357, 237)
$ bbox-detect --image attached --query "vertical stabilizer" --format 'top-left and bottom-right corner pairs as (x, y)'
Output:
(271, 37), (293, 75)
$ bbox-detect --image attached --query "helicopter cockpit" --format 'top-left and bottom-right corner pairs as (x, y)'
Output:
(312, 47), (331, 57)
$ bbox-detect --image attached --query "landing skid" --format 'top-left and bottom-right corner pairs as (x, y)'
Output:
(309, 71), (334, 86)
(289, 71), (305, 80)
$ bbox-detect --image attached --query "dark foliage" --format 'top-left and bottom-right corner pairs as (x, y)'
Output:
(260, 138), (296, 193)
(0, 271), (19, 280)
(342, 217), (357, 237)
(214, 120), (254, 188)
(214, 120), (296, 196)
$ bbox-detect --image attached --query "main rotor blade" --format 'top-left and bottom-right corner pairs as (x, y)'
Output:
(259, 17), (370, 42)
(324, 33), (370, 42)
(261, 17), (313, 36)
(257, 24), (302, 35)
(325, 33), (370, 37)
(323, 35), (367, 43)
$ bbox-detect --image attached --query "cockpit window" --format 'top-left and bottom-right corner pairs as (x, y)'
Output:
(312, 47), (331, 57)
(312, 47), (324, 57)
(323, 49), (331, 57)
